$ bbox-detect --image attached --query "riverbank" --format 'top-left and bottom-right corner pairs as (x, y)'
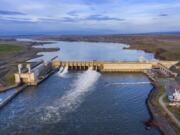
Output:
(34, 35), (180, 74)
(0, 39), (59, 91)
(0, 85), (27, 109)
(148, 80), (180, 135)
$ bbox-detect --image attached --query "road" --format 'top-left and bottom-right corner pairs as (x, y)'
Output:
(159, 93), (180, 129)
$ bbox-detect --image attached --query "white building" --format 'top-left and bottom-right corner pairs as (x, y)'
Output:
(173, 87), (180, 102)
(168, 87), (180, 105)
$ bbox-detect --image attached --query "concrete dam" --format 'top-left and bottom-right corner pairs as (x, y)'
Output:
(14, 59), (178, 86)
(52, 60), (178, 72)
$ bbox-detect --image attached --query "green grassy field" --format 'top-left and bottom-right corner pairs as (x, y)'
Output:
(0, 44), (24, 86)
(0, 44), (24, 55)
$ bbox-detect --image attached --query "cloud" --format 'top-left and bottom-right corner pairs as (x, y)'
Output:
(0, 15), (77, 23)
(85, 14), (124, 21)
(0, 10), (25, 15)
(59, 15), (125, 22)
(62, 17), (77, 22)
(0, 15), (41, 23)
(0, 18), (35, 23)
(67, 10), (79, 17)
(159, 14), (168, 17)
(82, 0), (112, 5)
(0, 0), (180, 35)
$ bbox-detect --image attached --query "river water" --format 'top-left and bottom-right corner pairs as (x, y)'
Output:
(0, 41), (161, 135)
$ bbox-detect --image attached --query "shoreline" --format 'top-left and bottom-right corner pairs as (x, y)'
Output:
(147, 81), (179, 135)
(146, 86), (164, 135)
(33, 35), (180, 62)
(30, 39), (162, 62)
(145, 69), (179, 135)
(145, 73), (166, 135)
(0, 85), (27, 109)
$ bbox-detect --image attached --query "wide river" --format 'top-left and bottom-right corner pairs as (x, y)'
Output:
(0, 41), (161, 135)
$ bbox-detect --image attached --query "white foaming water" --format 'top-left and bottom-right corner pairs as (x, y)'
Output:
(58, 66), (68, 78)
(40, 69), (101, 123)
(59, 66), (64, 72)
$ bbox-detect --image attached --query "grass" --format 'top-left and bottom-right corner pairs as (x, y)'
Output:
(119, 36), (180, 74)
(1, 66), (17, 86)
(0, 44), (23, 86)
(163, 96), (180, 122)
(128, 38), (180, 60)
(171, 62), (180, 75)
(149, 83), (164, 107)
(0, 44), (24, 55)
(168, 106), (180, 121)
(3, 72), (15, 86)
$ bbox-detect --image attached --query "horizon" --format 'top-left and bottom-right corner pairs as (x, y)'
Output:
(1, 31), (180, 37)
(0, 0), (180, 36)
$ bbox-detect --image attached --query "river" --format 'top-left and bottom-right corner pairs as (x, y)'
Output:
(0, 41), (161, 135)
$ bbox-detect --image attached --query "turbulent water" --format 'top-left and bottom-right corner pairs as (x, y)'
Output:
(40, 69), (101, 124)
(0, 41), (161, 135)
(58, 67), (69, 78)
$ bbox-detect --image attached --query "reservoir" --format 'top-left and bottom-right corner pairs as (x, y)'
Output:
(0, 41), (161, 135)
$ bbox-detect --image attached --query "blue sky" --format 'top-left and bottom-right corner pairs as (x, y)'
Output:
(0, 0), (180, 35)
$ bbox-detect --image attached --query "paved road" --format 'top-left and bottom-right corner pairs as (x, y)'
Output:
(159, 93), (180, 129)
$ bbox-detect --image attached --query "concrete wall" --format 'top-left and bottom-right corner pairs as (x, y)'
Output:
(102, 63), (152, 72)
(158, 61), (179, 68)
(14, 73), (37, 85)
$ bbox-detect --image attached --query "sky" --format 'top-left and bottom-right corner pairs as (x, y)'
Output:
(0, 0), (180, 35)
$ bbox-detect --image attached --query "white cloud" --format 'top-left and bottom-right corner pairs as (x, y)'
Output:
(0, 0), (180, 34)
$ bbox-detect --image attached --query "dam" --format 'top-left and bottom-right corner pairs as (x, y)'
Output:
(52, 60), (178, 72)
(1, 40), (179, 135)
(14, 59), (178, 85)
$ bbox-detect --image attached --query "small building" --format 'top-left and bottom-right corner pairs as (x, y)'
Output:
(14, 62), (53, 86)
(168, 86), (180, 106)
